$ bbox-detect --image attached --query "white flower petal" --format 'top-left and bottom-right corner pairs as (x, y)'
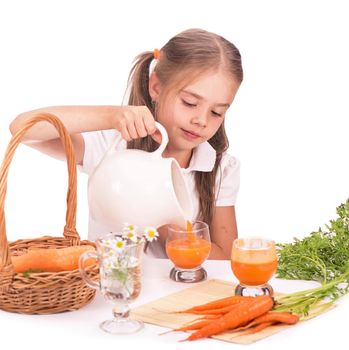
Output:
(114, 237), (126, 252)
(123, 223), (138, 232)
(122, 230), (140, 242)
(144, 227), (159, 242)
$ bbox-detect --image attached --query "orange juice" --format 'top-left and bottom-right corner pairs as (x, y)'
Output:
(231, 259), (277, 285)
(166, 238), (211, 269)
(231, 238), (277, 286)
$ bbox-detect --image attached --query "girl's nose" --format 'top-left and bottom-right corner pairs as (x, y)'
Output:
(191, 113), (207, 128)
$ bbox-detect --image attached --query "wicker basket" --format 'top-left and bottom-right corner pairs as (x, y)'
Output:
(0, 113), (98, 314)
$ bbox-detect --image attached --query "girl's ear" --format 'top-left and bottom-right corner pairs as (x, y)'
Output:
(149, 72), (162, 101)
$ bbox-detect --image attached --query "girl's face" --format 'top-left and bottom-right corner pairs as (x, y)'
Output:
(154, 69), (240, 152)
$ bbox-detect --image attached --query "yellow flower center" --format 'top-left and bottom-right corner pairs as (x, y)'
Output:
(148, 231), (155, 238)
(116, 241), (123, 248)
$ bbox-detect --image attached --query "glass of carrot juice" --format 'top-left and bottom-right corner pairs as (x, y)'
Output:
(231, 237), (277, 296)
(166, 221), (211, 283)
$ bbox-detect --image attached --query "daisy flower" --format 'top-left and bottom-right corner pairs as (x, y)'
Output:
(123, 229), (138, 242)
(123, 223), (138, 232)
(144, 227), (159, 242)
(114, 237), (126, 252)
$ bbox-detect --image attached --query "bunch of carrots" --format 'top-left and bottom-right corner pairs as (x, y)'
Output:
(162, 295), (299, 341)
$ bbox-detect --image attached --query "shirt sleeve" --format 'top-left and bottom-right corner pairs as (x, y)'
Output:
(79, 129), (121, 175)
(215, 154), (240, 207)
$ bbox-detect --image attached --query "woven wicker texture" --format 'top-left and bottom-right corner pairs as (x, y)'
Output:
(0, 113), (98, 314)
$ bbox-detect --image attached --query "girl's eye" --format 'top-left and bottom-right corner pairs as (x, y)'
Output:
(182, 100), (197, 107)
(212, 111), (222, 117)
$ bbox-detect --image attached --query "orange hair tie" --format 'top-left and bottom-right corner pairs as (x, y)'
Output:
(153, 48), (160, 59)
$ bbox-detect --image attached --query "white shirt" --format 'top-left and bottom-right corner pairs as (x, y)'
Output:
(79, 129), (240, 258)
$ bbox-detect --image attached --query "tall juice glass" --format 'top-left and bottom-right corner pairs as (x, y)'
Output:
(231, 238), (277, 296)
(79, 233), (144, 334)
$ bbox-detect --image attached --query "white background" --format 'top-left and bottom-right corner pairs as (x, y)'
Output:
(1, 1), (349, 350)
(0, 0), (348, 244)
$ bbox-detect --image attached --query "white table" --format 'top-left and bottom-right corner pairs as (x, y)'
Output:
(0, 257), (347, 350)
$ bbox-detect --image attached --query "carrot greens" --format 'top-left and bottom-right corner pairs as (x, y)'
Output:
(275, 199), (349, 317)
(277, 199), (349, 283)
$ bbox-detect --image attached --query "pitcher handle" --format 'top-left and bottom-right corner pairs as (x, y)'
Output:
(106, 121), (168, 157)
(151, 122), (168, 156)
(79, 251), (100, 289)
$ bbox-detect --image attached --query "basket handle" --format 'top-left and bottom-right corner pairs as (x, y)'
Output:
(0, 113), (80, 283)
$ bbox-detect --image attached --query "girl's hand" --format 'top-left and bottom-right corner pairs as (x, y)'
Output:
(113, 105), (162, 144)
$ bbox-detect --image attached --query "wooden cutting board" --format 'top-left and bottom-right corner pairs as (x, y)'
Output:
(131, 279), (297, 344)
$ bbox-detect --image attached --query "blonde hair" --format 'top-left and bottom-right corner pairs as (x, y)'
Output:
(125, 28), (243, 227)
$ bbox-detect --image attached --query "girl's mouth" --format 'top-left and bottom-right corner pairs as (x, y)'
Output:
(181, 128), (201, 140)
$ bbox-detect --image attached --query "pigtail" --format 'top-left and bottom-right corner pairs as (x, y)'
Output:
(126, 51), (154, 111)
(125, 52), (158, 152)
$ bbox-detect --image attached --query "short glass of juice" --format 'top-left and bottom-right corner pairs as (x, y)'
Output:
(166, 221), (211, 283)
(231, 237), (277, 296)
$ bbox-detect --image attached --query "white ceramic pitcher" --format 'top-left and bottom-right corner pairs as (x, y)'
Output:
(88, 122), (193, 231)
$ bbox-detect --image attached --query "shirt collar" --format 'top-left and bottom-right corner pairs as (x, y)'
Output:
(182, 141), (216, 173)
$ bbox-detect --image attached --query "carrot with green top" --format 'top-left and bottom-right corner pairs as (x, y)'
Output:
(186, 314), (223, 322)
(232, 311), (299, 333)
(235, 312), (299, 336)
(188, 299), (253, 315)
(176, 295), (252, 314)
(160, 319), (214, 335)
(184, 295), (274, 341)
(246, 311), (299, 327)
(236, 321), (274, 337)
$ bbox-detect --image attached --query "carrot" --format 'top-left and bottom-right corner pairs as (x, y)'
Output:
(236, 312), (299, 336)
(236, 321), (274, 337)
(175, 320), (212, 331)
(185, 295), (274, 341)
(160, 319), (214, 335)
(160, 314), (224, 336)
(186, 314), (223, 322)
(249, 311), (299, 326)
(187, 299), (254, 315)
(233, 311), (299, 332)
(176, 295), (251, 313)
(12, 245), (96, 273)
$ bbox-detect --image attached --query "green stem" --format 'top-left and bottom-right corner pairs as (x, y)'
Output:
(274, 269), (349, 316)
(300, 301), (335, 320)
(276, 271), (349, 303)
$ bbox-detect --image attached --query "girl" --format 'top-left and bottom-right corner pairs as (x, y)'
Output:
(9, 28), (243, 259)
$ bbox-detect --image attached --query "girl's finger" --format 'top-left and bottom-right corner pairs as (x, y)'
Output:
(126, 122), (139, 139)
(134, 118), (148, 138)
(151, 130), (162, 144)
(143, 114), (157, 135)
(120, 123), (131, 142)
